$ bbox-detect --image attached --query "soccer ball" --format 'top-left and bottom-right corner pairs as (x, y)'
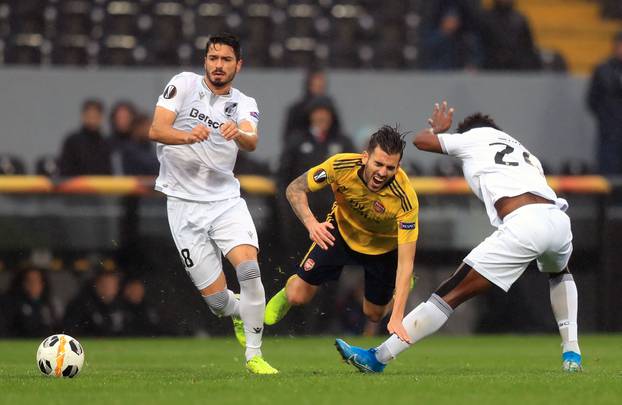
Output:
(36, 334), (85, 378)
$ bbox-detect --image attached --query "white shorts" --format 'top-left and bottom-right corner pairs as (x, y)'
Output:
(464, 204), (573, 292)
(166, 196), (259, 290)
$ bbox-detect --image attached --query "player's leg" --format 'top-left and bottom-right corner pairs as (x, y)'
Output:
(266, 226), (348, 325)
(361, 249), (400, 323)
(166, 198), (240, 320)
(338, 223), (531, 372)
(211, 198), (276, 373)
(538, 208), (581, 371)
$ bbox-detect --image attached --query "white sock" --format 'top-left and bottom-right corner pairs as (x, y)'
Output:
(237, 261), (266, 361)
(549, 273), (580, 354)
(376, 294), (452, 364)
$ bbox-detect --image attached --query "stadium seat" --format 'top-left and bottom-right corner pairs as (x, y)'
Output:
(98, 35), (138, 66)
(56, 0), (93, 36)
(103, 0), (140, 36)
(4, 34), (46, 64)
(51, 35), (91, 65)
(0, 154), (27, 175)
(147, 1), (185, 65)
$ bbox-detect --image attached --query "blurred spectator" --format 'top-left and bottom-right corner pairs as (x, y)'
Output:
(587, 31), (622, 175)
(109, 101), (137, 151)
(0, 154), (27, 175)
(120, 278), (161, 336)
(58, 99), (112, 176)
(63, 269), (125, 336)
(120, 113), (159, 176)
(2, 267), (60, 337)
(277, 96), (355, 257)
(479, 0), (542, 70)
(418, 0), (481, 70)
(282, 67), (340, 140)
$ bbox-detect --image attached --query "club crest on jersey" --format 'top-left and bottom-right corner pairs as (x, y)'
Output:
(303, 258), (315, 271)
(163, 85), (177, 99)
(373, 200), (385, 213)
(224, 102), (238, 117)
(313, 169), (327, 183)
(399, 222), (416, 230)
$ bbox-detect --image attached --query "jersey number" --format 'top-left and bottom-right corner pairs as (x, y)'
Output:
(489, 143), (534, 167)
(181, 249), (194, 267)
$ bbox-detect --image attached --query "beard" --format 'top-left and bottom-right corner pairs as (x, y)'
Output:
(206, 69), (236, 88)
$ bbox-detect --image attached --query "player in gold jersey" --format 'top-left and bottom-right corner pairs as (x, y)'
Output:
(265, 125), (419, 330)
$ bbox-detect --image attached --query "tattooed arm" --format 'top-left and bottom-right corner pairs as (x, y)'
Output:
(286, 172), (335, 250)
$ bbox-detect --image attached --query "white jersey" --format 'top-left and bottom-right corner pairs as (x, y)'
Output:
(154, 72), (260, 201)
(437, 127), (568, 227)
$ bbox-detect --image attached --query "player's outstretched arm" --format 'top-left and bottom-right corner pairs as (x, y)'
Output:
(412, 101), (454, 154)
(388, 241), (417, 343)
(286, 173), (335, 250)
(149, 106), (210, 145)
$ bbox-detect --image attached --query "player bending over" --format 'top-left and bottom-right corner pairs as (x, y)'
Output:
(336, 101), (582, 373)
(265, 125), (419, 332)
(149, 33), (276, 374)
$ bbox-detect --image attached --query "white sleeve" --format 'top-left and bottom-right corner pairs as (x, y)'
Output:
(156, 73), (188, 114)
(437, 132), (477, 159)
(237, 96), (260, 127)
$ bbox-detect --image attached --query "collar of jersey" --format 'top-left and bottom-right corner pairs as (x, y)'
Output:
(201, 78), (232, 98)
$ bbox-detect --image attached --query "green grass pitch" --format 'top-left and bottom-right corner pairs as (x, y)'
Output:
(0, 335), (620, 405)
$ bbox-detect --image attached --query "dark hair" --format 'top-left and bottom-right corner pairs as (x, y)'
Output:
(615, 31), (622, 43)
(456, 113), (501, 133)
(367, 125), (407, 159)
(205, 33), (241, 60)
(110, 100), (136, 125)
(81, 98), (104, 113)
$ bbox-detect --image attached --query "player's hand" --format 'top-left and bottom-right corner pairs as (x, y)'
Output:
(220, 121), (240, 141)
(185, 124), (210, 144)
(428, 101), (454, 133)
(387, 315), (411, 344)
(307, 220), (335, 250)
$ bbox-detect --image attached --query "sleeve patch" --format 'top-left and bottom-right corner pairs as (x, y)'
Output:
(313, 169), (327, 183)
(399, 222), (416, 230)
(163, 85), (177, 99)
(249, 111), (260, 120)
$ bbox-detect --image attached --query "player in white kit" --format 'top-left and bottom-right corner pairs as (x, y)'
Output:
(148, 34), (277, 374)
(335, 101), (582, 373)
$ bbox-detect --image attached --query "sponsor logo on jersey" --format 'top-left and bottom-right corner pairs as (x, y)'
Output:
(224, 102), (238, 117)
(163, 85), (177, 99)
(303, 258), (315, 271)
(189, 107), (223, 129)
(313, 169), (327, 183)
(399, 221), (416, 230)
(250, 111), (260, 120)
(253, 327), (263, 333)
(373, 200), (385, 213)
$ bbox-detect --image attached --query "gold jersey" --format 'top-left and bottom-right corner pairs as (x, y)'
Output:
(306, 153), (419, 255)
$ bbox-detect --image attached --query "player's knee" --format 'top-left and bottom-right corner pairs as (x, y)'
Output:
(203, 290), (230, 317)
(235, 260), (261, 284)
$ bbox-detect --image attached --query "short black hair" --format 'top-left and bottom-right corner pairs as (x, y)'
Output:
(367, 125), (407, 159)
(456, 113), (501, 133)
(205, 33), (241, 60)
(81, 98), (104, 113)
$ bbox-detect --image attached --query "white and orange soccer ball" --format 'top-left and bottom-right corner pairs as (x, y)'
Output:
(36, 334), (85, 378)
